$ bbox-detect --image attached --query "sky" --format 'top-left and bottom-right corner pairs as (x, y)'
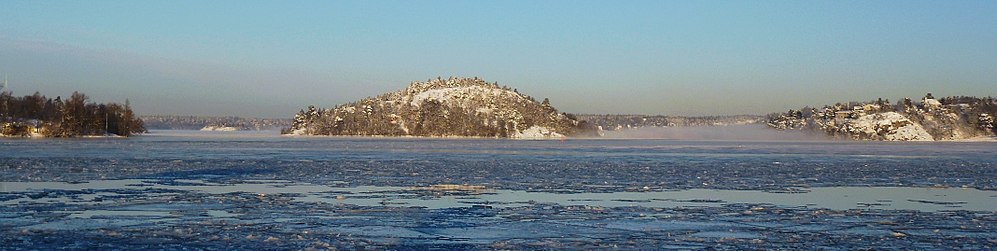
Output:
(1, 0), (996, 118)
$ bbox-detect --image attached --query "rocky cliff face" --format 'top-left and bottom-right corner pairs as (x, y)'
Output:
(767, 94), (997, 141)
(283, 77), (594, 138)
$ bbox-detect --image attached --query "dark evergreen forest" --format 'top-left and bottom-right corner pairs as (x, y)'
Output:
(0, 91), (145, 137)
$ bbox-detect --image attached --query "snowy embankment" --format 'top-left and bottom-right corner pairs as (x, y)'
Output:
(200, 126), (240, 132)
(511, 126), (564, 139)
(285, 126), (566, 140)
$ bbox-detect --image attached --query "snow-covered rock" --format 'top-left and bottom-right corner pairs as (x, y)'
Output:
(511, 126), (565, 139)
(850, 112), (932, 141)
(285, 128), (307, 136)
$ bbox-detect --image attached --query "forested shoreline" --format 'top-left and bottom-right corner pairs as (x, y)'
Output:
(0, 91), (145, 137)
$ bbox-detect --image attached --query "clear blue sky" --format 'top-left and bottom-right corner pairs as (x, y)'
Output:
(2, 0), (995, 117)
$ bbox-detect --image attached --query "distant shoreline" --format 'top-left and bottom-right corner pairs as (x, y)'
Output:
(135, 128), (997, 142)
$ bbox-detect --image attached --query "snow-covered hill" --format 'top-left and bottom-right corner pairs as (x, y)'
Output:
(766, 94), (997, 141)
(284, 77), (595, 138)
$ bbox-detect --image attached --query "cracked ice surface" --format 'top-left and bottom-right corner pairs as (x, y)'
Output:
(1, 131), (995, 249)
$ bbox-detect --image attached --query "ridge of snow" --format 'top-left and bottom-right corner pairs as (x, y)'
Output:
(409, 86), (524, 107)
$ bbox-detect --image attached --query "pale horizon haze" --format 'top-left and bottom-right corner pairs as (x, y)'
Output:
(2, 1), (995, 118)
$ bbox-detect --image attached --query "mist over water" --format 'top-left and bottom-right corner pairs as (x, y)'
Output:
(602, 124), (830, 141)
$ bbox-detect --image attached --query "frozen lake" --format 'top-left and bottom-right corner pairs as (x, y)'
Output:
(1, 130), (995, 249)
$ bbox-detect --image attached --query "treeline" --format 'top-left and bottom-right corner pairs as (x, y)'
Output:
(0, 91), (145, 137)
(141, 115), (291, 130)
(576, 114), (763, 130)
